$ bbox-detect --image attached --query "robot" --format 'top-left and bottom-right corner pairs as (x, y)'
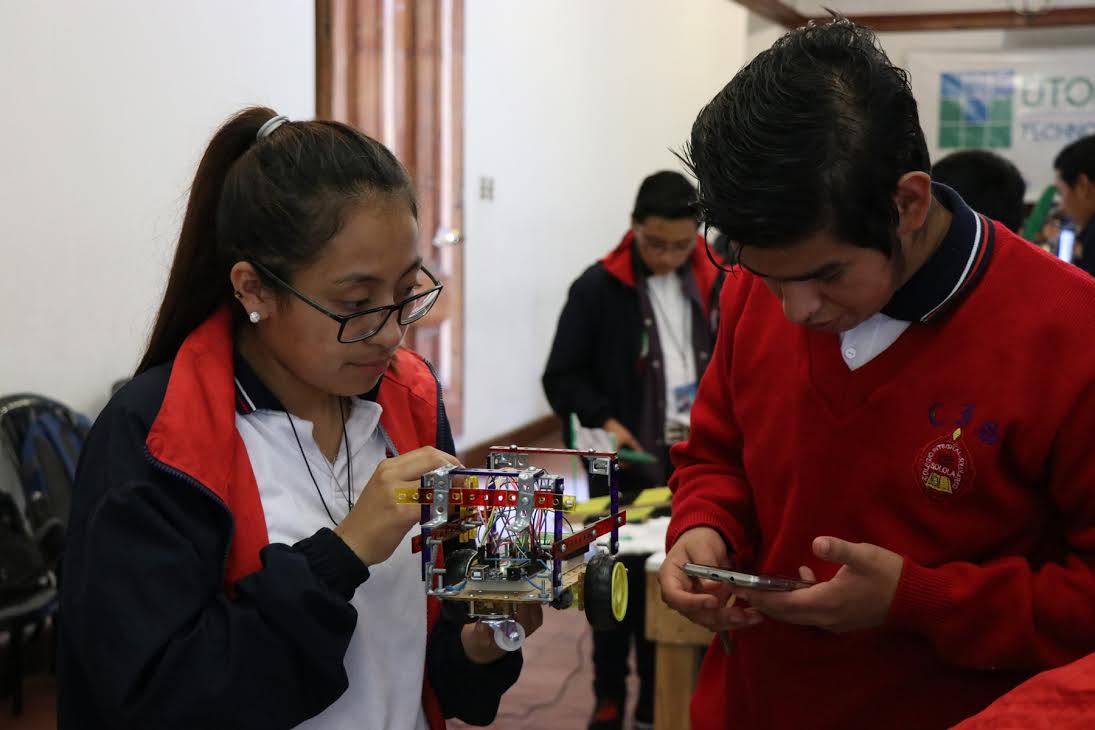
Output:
(397, 446), (629, 651)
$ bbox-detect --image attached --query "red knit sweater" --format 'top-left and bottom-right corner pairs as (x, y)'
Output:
(667, 219), (1095, 730)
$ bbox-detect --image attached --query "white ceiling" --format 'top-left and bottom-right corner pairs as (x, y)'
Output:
(787, 0), (1094, 15)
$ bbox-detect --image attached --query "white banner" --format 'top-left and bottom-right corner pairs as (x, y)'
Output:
(908, 50), (1095, 201)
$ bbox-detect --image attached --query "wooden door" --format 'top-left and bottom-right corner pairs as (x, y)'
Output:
(317, 0), (465, 434)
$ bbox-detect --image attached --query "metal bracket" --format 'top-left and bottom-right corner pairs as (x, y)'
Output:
(488, 449), (530, 470)
(587, 456), (613, 476)
(422, 464), (458, 528)
(509, 467), (542, 531)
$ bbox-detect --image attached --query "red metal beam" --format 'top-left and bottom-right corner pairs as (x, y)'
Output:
(402, 487), (572, 509)
(552, 512), (628, 560)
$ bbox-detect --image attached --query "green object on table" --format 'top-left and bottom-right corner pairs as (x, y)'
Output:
(1023, 184), (1058, 242)
(617, 447), (658, 464)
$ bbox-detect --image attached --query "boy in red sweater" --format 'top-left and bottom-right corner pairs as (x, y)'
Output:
(659, 18), (1095, 730)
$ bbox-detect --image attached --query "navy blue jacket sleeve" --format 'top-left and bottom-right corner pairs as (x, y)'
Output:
(542, 271), (615, 431)
(60, 404), (368, 730)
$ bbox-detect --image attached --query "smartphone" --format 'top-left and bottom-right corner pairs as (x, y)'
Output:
(683, 563), (815, 591)
(1058, 226), (1076, 264)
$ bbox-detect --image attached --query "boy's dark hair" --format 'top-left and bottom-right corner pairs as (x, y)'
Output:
(1054, 134), (1095, 188)
(631, 170), (698, 223)
(932, 150), (1026, 232)
(137, 107), (416, 375)
(684, 18), (930, 257)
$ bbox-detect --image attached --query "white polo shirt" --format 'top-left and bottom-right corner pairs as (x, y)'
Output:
(647, 271), (696, 426)
(837, 183), (992, 371)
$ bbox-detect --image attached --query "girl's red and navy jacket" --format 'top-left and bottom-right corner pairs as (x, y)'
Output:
(58, 306), (520, 729)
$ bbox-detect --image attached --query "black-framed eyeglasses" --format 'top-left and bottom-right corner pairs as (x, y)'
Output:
(252, 261), (443, 343)
(636, 230), (695, 254)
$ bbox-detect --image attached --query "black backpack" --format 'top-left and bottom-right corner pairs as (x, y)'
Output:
(0, 394), (88, 715)
(0, 394), (90, 578)
(0, 430), (53, 622)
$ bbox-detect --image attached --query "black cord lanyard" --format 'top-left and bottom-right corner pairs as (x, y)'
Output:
(286, 398), (354, 527)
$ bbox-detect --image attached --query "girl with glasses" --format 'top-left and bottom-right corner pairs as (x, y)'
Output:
(59, 107), (538, 730)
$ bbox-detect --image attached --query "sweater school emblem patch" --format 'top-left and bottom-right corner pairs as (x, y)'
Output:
(915, 428), (974, 500)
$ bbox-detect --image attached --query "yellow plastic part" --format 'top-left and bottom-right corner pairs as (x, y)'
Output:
(571, 496), (611, 517)
(394, 487), (421, 503)
(625, 505), (656, 522)
(611, 561), (628, 622)
(633, 486), (672, 506)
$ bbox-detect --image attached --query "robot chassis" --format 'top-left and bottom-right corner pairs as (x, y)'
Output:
(398, 446), (630, 651)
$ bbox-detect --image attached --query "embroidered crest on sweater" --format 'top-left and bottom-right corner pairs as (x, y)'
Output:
(916, 427), (975, 500)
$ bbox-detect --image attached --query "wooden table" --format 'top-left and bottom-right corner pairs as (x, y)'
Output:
(644, 560), (713, 730)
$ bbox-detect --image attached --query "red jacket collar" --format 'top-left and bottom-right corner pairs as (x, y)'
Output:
(600, 230), (720, 317)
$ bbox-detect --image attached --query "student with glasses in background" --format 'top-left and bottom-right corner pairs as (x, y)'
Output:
(542, 170), (719, 730)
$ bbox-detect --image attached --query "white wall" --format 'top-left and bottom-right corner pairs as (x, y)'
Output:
(746, 14), (786, 62)
(0, 1), (314, 417)
(461, 0), (748, 447)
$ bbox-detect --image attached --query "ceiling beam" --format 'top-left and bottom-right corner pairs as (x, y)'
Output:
(733, 0), (810, 27)
(816, 7), (1095, 32)
(731, 1), (1095, 31)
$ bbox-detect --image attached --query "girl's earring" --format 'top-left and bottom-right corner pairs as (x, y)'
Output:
(249, 311), (261, 324)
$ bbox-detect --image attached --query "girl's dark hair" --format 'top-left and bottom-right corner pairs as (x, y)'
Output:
(683, 17), (930, 257)
(136, 106), (417, 375)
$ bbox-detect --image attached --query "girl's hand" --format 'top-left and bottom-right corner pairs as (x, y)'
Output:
(335, 447), (460, 566)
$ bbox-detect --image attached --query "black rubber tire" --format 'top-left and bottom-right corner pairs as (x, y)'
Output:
(584, 553), (624, 630)
(444, 548), (477, 587)
(551, 587), (574, 610)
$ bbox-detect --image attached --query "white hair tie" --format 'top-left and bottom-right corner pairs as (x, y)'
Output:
(256, 115), (290, 141)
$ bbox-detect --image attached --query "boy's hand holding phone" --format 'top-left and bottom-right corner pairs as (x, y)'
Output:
(731, 537), (904, 634)
(659, 527), (765, 633)
(662, 530), (904, 635)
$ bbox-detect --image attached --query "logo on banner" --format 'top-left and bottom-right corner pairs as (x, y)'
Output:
(939, 70), (1015, 150)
